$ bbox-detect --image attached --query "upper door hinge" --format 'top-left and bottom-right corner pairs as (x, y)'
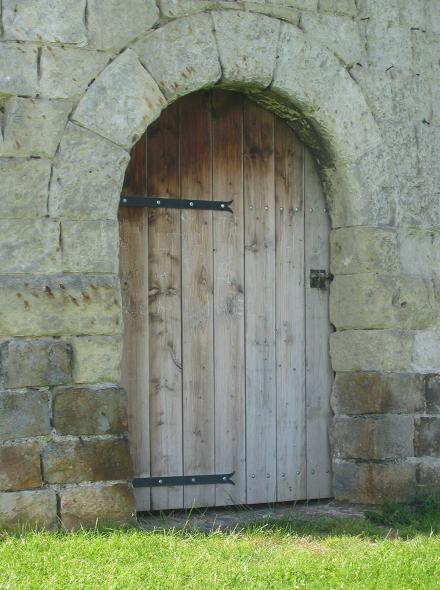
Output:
(310, 269), (333, 289)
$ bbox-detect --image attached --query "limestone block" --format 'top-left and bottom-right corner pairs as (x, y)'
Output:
(53, 386), (127, 436)
(357, 0), (399, 21)
(365, 22), (412, 70)
(60, 484), (135, 530)
(0, 43), (38, 96)
(0, 442), (42, 491)
(426, 375), (440, 413)
(333, 460), (417, 503)
(412, 31), (440, 76)
(87, 0), (159, 51)
(426, 0), (440, 34)
(213, 11), (280, 90)
(319, 0), (356, 16)
(1, 339), (72, 388)
(399, 226), (440, 279)
(159, 1), (301, 22)
(0, 275), (122, 337)
(70, 335), (121, 383)
(415, 417), (440, 457)
(331, 372), (425, 415)
(330, 274), (439, 330)
(49, 123), (129, 221)
(0, 489), (57, 531)
(331, 415), (414, 460)
(2, 0), (87, 44)
(349, 65), (393, 126)
(418, 458), (440, 489)
(0, 389), (51, 441)
(390, 73), (431, 123)
(0, 219), (61, 274)
(61, 220), (119, 273)
(272, 23), (380, 166)
(300, 14), (363, 65)
(39, 47), (113, 99)
(43, 439), (132, 484)
(330, 330), (414, 372)
(0, 159), (51, 219)
(132, 14), (221, 102)
(412, 331), (440, 373)
(331, 227), (398, 275)
(398, 0), (427, 29)
(0, 98), (72, 159)
(396, 177), (440, 227)
(417, 126), (440, 182)
(72, 50), (166, 149)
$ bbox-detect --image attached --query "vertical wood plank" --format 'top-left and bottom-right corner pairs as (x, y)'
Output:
(119, 135), (150, 511)
(304, 149), (333, 500)
(212, 91), (246, 506)
(243, 99), (277, 504)
(274, 119), (307, 502)
(147, 104), (183, 510)
(180, 92), (216, 507)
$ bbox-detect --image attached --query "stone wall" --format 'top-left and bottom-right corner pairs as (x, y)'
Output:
(0, 0), (439, 528)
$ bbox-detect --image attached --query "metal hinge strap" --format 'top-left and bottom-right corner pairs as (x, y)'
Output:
(133, 473), (235, 488)
(120, 196), (233, 213)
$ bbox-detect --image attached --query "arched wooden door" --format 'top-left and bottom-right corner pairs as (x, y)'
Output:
(119, 91), (332, 512)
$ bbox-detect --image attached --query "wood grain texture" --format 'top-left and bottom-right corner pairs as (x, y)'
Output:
(275, 119), (307, 502)
(147, 103), (183, 510)
(180, 92), (216, 507)
(212, 91), (246, 506)
(304, 149), (333, 500)
(243, 100), (277, 504)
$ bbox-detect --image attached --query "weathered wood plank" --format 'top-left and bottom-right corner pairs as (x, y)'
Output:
(243, 100), (277, 504)
(147, 103), (183, 510)
(212, 91), (246, 506)
(119, 135), (150, 511)
(180, 92), (216, 507)
(274, 119), (307, 502)
(304, 149), (333, 500)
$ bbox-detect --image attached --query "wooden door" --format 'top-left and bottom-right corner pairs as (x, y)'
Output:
(119, 91), (332, 512)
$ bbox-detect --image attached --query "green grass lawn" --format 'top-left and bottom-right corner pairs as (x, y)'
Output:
(1, 507), (440, 590)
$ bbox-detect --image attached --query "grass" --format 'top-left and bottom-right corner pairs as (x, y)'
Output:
(1, 504), (440, 590)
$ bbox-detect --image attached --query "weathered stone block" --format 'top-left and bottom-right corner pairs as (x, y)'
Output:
(61, 220), (119, 274)
(159, 0), (301, 22)
(0, 98), (72, 159)
(415, 417), (440, 457)
(330, 274), (438, 330)
(60, 484), (134, 530)
(365, 22), (412, 70)
(43, 439), (132, 484)
(87, 0), (158, 50)
(399, 227), (440, 279)
(319, 0), (356, 15)
(333, 460), (417, 503)
(39, 47), (113, 99)
(72, 50), (166, 150)
(0, 442), (42, 491)
(418, 458), (440, 489)
(213, 11), (280, 90)
(412, 331), (440, 373)
(0, 219), (61, 274)
(3, 0), (87, 43)
(0, 159), (50, 219)
(1, 339), (72, 388)
(133, 14), (221, 102)
(331, 227), (398, 275)
(349, 65), (393, 126)
(70, 336), (121, 383)
(331, 372), (425, 415)
(0, 389), (50, 441)
(0, 43), (38, 96)
(300, 13), (362, 65)
(356, 0), (399, 21)
(53, 386), (127, 436)
(331, 415), (414, 460)
(330, 330), (414, 372)
(0, 489), (57, 531)
(426, 375), (440, 413)
(49, 123), (129, 221)
(0, 275), (122, 337)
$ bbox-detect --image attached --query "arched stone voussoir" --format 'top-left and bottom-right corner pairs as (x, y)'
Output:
(272, 23), (382, 167)
(212, 10), (281, 91)
(131, 13), (221, 103)
(71, 49), (167, 150)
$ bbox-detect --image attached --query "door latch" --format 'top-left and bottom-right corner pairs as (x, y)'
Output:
(310, 269), (333, 289)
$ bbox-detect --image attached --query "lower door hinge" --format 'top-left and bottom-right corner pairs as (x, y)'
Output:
(133, 473), (235, 488)
(310, 269), (333, 289)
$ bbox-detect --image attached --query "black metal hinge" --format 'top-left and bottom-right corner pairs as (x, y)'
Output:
(120, 196), (233, 213)
(310, 269), (333, 289)
(133, 473), (235, 488)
